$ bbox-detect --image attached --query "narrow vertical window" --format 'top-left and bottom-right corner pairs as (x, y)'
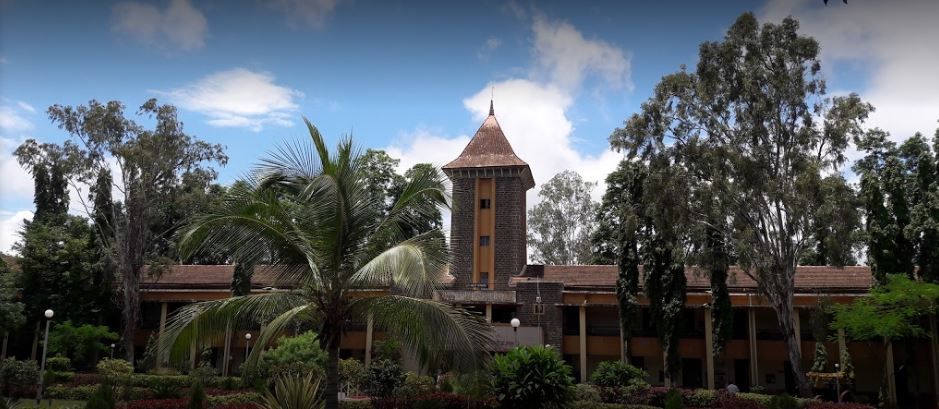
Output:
(479, 198), (491, 209)
(479, 236), (490, 246)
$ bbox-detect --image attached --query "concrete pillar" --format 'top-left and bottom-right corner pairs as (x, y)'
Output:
(221, 323), (232, 376)
(579, 304), (587, 382)
(704, 307), (715, 389)
(793, 308), (802, 356)
(748, 308), (759, 388)
(485, 304), (493, 323)
(930, 316), (939, 399)
(1, 333), (7, 359)
(365, 315), (374, 367)
(157, 302), (168, 369)
(885, 340), (897, 405)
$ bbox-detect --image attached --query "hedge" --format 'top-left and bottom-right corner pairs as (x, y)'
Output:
(46, 385), (154, 401)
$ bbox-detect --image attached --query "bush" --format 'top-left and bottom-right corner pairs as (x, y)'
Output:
(768, 393), (800, 409)
(490, 345), (574, 409)
(97, 358), (134, 382)
(0, 358), (39, 396)
(339, 359), (365, 395)
(46, 384), (153, 401)
(48, 321), (119, 369)
(213, 404), (261, 409)
(85, 382), (116, 409)
(337, 400), (371, 409)
(190, 382), (207, 409)
(590, 361), (648, 388)
(47, 356), (72, 372)
(574, 384), (601, 402)
(570, 403), (658, 409)
(189, 365), (216, 385)
(449, 371), (490, 398)
(804, 403), (875, 409)
(394, 373), (435, 399)
(665, 389), (683, 409)
(46, 370), (75, 384)
(257, 331), (326, 381)
(207, 392), (261, 408)
(687, 389), (717, 407)
(121, 399), (188, 409)
(716, 390), (765, 409)
(260, 373), (323, 409)
(596, 384), (653, 405)
(410, 392), (497, 409)
(361, 359), (405, 398)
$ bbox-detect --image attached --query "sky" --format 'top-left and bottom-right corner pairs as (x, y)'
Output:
(1, 0), (938, 254)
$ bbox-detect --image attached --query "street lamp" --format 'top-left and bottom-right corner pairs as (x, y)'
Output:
(110, 343), (116, 358)
(36, 309), (54, 404)
(244, 333), (252, 363)
(834, 362), (841, 403)
(510, 318), (520, 346)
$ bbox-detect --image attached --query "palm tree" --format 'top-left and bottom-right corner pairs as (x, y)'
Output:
(158, 119), (492, 409)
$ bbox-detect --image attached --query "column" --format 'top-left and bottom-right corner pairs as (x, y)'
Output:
(748, 308), (759, 388)
(885, 340), (897, 405)
(221, 323), (232, 376)
(157, 302), (168, 369)
(793, 309), (802, 356)
(930, 316), (939, 398)
(579, 305), (588, 382)
(704, 307), (715, 389)
(485, 304), (493, 323)
(365, 315), (374, 367)
(1, 333), (8, 359)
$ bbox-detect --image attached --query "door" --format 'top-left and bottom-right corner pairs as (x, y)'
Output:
(682, 358), (703, 388)
(734, 359), (751, 392)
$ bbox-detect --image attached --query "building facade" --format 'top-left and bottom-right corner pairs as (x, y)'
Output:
(136, 103), (939, 407)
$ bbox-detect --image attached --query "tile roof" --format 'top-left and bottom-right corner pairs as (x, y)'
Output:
(442, 101), (530, 170)
(140, 265), (288, 290)
(510, 265), (873, 293)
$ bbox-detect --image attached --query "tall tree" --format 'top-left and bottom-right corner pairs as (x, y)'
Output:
(899, 132), (939, 282)
(592, 160), (646, 361)
(800, 175), (862, 266)
(161, 121), (490, 409)
(16, 99), (228, 360)
(528, 170), (598, 265)
(609, 13), (871, 395)
(0, 256), (25, 355)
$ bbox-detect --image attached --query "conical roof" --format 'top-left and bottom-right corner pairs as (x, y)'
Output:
(442, 101), (530, 170)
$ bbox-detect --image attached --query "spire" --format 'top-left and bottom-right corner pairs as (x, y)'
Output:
(489, 99), (495, 116)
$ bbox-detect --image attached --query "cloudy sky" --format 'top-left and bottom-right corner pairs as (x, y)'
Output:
(1, 0), (937, 254)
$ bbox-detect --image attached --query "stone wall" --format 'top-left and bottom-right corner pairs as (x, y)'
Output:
(495, 177), (526, 290)
(516, 281), (564, 348)
(449, 177), (475, 289)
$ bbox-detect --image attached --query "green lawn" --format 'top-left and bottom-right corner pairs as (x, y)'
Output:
(13, 399), (85, 409)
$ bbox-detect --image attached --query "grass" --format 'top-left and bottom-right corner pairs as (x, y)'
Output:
(10, 399), (85, 409)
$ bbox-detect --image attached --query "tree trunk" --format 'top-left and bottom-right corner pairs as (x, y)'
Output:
(325, 342), (340, 409)
(772, 295), (811, 396)
(121, 260), (141, 362)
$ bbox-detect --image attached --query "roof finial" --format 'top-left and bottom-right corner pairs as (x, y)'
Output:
(489, 99), (494, 116)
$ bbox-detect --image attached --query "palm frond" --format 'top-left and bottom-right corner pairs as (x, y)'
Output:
(159, 292), (307, 364)
(348, 231), (448, 296)
(352, 295), (493, 373)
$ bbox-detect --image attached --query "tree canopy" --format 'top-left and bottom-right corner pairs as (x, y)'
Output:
(528, 170), (598, 265)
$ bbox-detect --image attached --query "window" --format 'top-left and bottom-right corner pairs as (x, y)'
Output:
(479, 198), (491, 209)
(478, 275), (489, 286)
(479, 236), (490, 246)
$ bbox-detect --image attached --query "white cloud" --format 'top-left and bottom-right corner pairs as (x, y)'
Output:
(530, 15), (632, 92)
(0, 210), (32, 255)
(269, 0), (341, 29)
(0, 57), (7, 64)
(155, 68), (304, 132)
(762, 0), (939, 141)
(16, 101), (35, 113)
(0, 106), (33, 132)
(386, 16), (629, 219)
(0, 136), (33, 202)
(477, 37), (502, 61)
(112, 0), (208, 51)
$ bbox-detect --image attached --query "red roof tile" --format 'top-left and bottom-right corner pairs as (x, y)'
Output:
(141, 265), (288, 290)
(509, 265), (873, 292)
(442, 102), (530, 170)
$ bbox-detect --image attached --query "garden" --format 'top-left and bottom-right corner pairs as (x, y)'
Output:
(0, 329), (873, 409)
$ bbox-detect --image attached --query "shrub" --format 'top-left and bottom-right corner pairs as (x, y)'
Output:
(121, 399), (188, 409)
(490, 345), (574, 409)
(804, 403), (875, 409)
(737, 392), (772, 407)
(372, 340), (402, 362)
(590, 361), (648, 388)
(207, 392), (261, 408)
(338, 359), (365, 394)
(259, 373), (323, 409)
(716, 390), (765, 409)
(768, 394), (800, 409)
(449, 371), (490, 398)
(213, 404), (261, 409)
(394, 373), (435, 398)
(149, 376), (183, 399)
(47, 356), (72, 372)
(687, 389), (717, 407)
(97, 359), (134, 382)
(664, 389), (683, 409)
(189, 366), (216, 386)
(47, 385), (153, 401)
(410, 392), (497, 409)
(257, 331), (326, 381)
(48, 321), (119, 369)
(574, 384), (601, 402)
(337, 400), (371, 409)
(361, 359), (405, 398)
(190, 382), (208, 409)
(84, 382), (116, 409)
(0, 358), (39, 396)
(46, 370), (75, 384)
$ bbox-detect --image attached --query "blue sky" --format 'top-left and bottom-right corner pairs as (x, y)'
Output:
(2, 0), (938, 253)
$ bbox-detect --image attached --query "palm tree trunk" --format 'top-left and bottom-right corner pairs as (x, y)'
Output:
(325, 343), (340, 409)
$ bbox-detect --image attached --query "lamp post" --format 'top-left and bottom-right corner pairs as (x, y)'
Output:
(244, 333), (252, 363)
(36, 309), (54, 404)
(110, 343), (116, 359)
(510, 318), (520, 347)
(834, 362), (841, 403)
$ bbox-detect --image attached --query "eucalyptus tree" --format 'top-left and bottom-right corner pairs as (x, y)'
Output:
(609, 13), (870, 395)
(528, 170), (598, 265)
(160, 121), (491, 409)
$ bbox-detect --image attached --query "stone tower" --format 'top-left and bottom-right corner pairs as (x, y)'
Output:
(442, 101), (534, 291)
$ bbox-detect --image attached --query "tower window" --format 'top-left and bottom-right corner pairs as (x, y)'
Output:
(479, 199), (491, 209)
(479, 236), (490, 246)
(479, 275), (489, 286)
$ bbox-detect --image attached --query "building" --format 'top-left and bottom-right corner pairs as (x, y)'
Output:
(138, 102), (939, 407)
